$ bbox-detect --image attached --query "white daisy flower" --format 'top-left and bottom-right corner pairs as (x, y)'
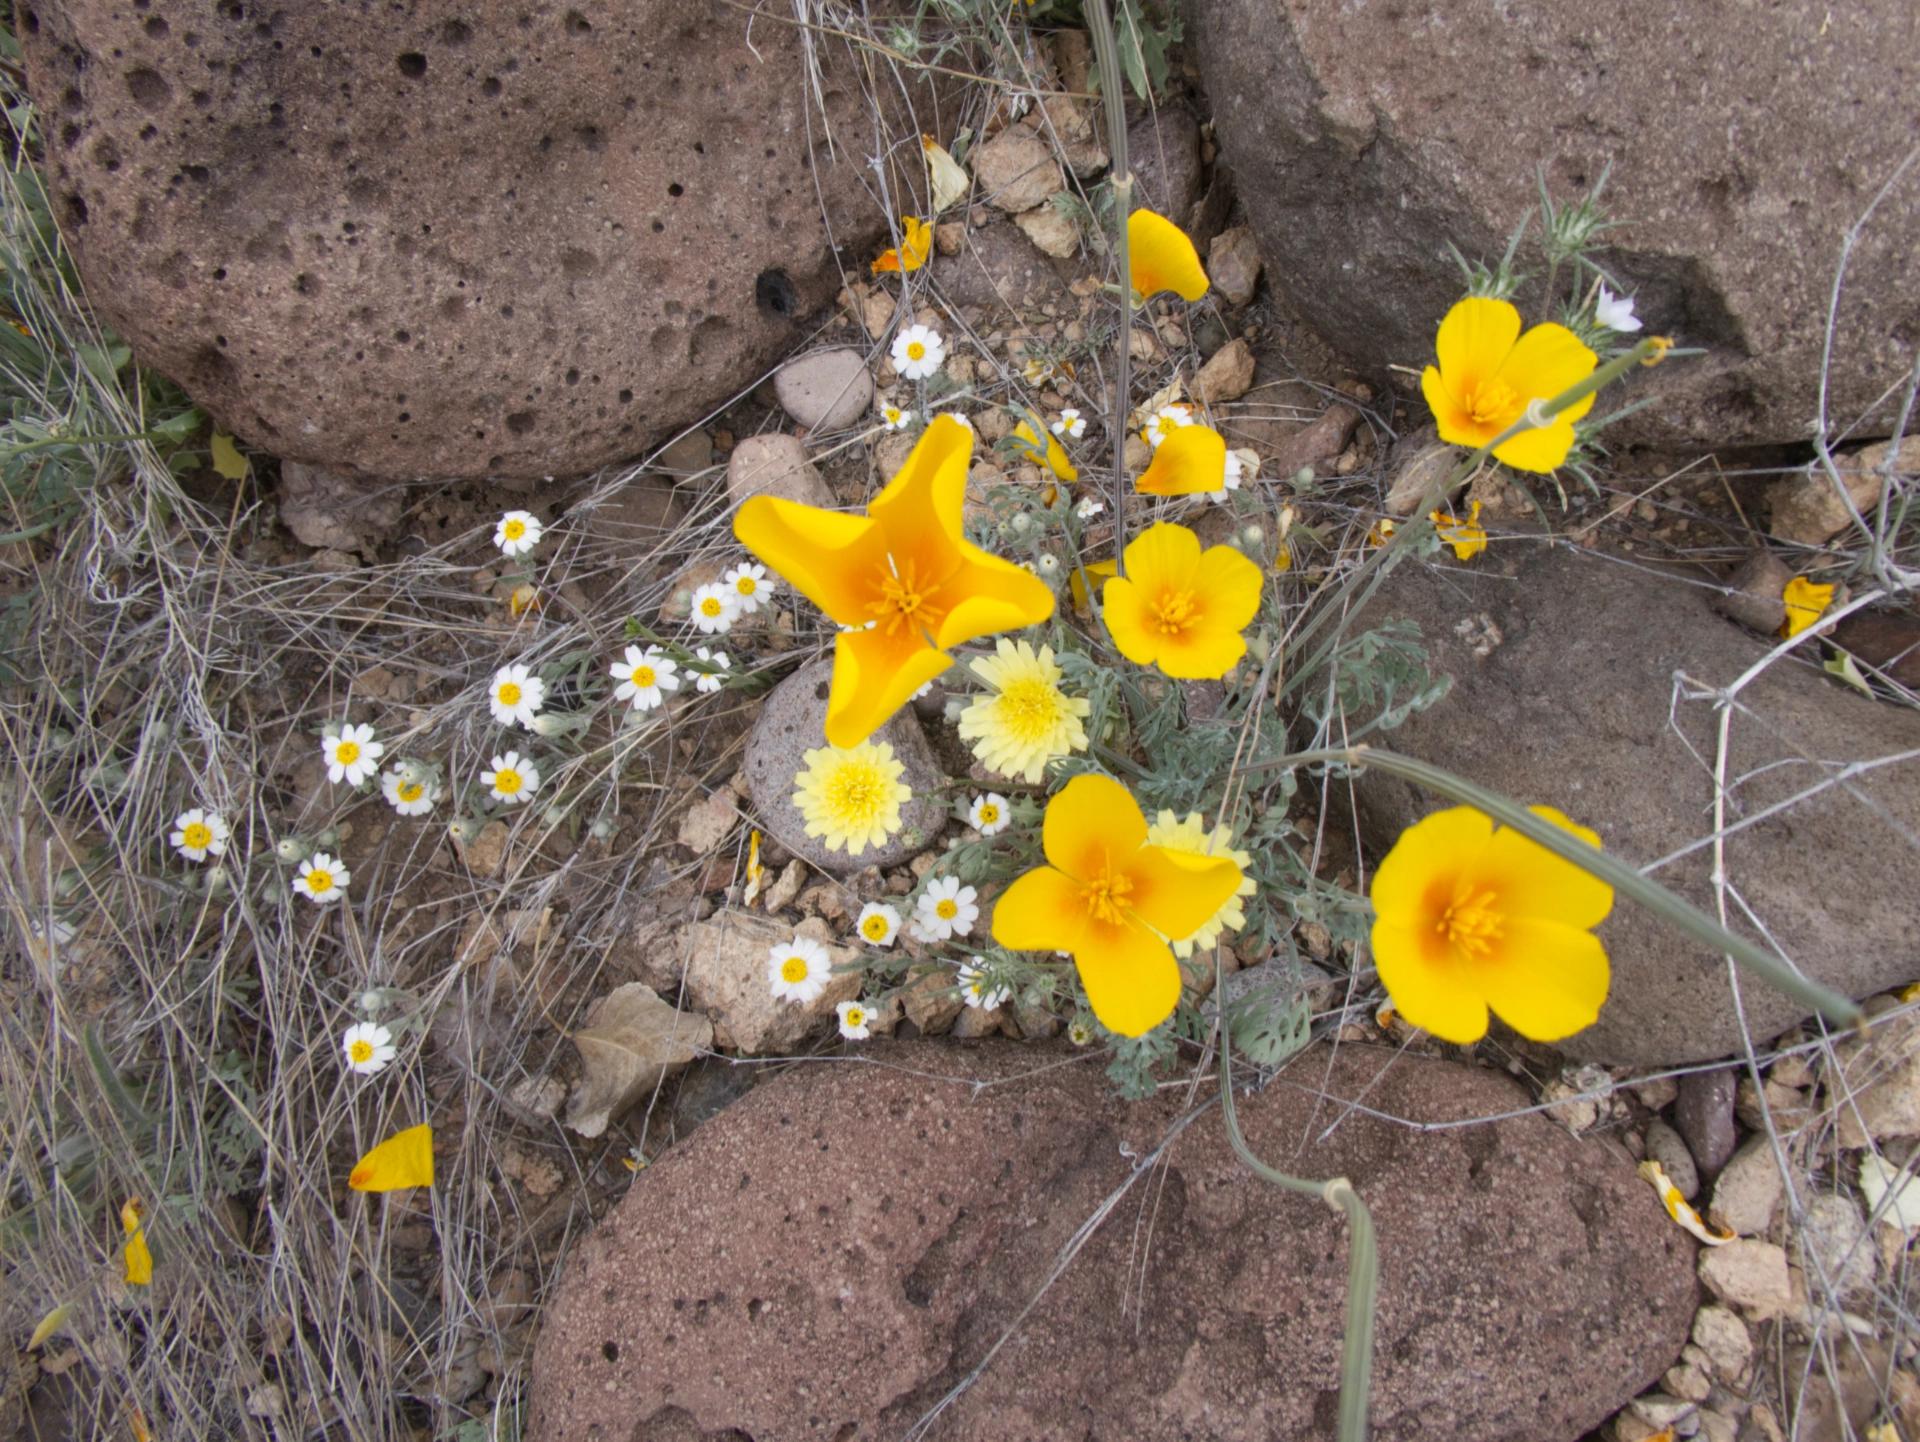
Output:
(1595, 283), (1642, 333)
(488, 663), (546, 729)
(967, 794), (1011, 837)
(168, 807), (230, 863)
(689, 582), (740, 635)
(323, 724), (384, 787)
(1052, 408), (1087, 440)
(911, 876), (977, 942)
(880, 405), (914, 432)
(891, 324), (946, 381)
(295, 852), (350, 904)
(1075, 497), (1105, 520)
(721, 562), (773, 616)
(958, 960), (1011, 1011)
(1144, 405), (1194, 449)
(341, 1022), (396, 1075)
(494, 509), (544, 557)
(610, 645), (679, 711)
(693, 646), (730, 695)
(767, 935), (833, 1004)
(836, 998), (874, 1040)
(482, 751), (541, 805)
(855, 901), (901, 948)
(380, 768), (437, 817)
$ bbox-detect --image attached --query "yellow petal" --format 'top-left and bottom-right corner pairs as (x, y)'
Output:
(923, 136), (971, 211)
(1479, 917), (1610, 1041)
(1102, 574), (1162, 667)
(1491, 414), (1582, 473)
(1069, 558), (1118, 614)
(1494, 320), (1598, 406)
(119, 1197), (145, 1234)
(1371, 916), (1492, 1043)
(734, 496), (887, 627)
(871, 215), (933, 274)
(1012, 420), (1078, 482)
(1135, 424), (1227, 496)
(934, 549), (1058, 650)
(1124, 843), (1242, 947)
(871, 412), (974, 522)
(28, 1302), (72, 1350)
(1128, 210), (1208, 302)
(825, 628), (953, 748)
(349, 1124), (436, 1192)
(123, 1229), (153, 1286)
(992, 865), (1092, 955)
(1422, 364), (1493, 450)
(1781, 576), (1835, 638)
(1479, 809), (1614, 930)
(1433, 297), (1521, 401)
(1043, 773), (1148, 879)
(1076, 915), (1185, 1036)
(1639, 1161), (1736, 1246)
(1370, 807), (1492, 924)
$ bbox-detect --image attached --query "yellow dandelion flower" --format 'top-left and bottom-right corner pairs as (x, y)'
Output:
(792, 741), (912, 856)
(1145, 811), (1258, 958)
(957, 639), (1091, 784)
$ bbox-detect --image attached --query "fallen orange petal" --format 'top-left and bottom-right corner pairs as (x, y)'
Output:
(349, 1124), (436, 1192)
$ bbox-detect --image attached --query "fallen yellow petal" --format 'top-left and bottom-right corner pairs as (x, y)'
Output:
(1128, 210), (1209, 302)
(871, 215), (933, 275)
(922, 136), (970, 212)
(123, 1229), (154, 1286)
(1780, 575), (1835, 638)
(349, 1123), (436, 1192)
(1638, 1160), (1734, 1246)
(1069, 558), (1118, 614)
(28, 1302), (73, 1350)
(742, 829), (765, 907)
(1430, 500), (1488, 561)
(1011, 420), (1077, 482)
(210, 428), (250, 481)
(1135, 424), (1227, 497)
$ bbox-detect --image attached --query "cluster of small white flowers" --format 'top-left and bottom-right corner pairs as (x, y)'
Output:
(482, 751), (542, 805)
(611, 645), (679, 711)
(323, 723), (384, 787)
(693, 647), (731, 694)
(688, 562), (776, 638)
(168, 807), (231, 863)
(958, 960), (1011, 1012)
(856, 901), (901, 947)
(880, 404), (914, 432)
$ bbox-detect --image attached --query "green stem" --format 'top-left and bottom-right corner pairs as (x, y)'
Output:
(1222, 745), (1864, 1031)
(1080, 0), (1134, 575)
(1216, 956), (1377, 1442)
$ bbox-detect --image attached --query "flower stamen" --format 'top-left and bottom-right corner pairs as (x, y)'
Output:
(1438, 879), (1504, 957)
(1079, 863), (1135, 926)
(868, 556), (946, 636)
(1151, 588), (1196, 635)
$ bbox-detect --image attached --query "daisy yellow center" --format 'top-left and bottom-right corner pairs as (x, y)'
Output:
(503, 518), (526, 540)
(935, 898), (958, 920)
(182, 822), (212, 849)
(336, 740), (360, 765)
(1156, 416), (1181, 437)
(498, 682), (522, 706)
(826, 763), (888, 822)
(906, 341), (926, 361)
(349, 1039), (374, 1063)
(978, 804), (1000, 825)
(780, 955), (810, 983)
(1080, 863), (1134, 925)
(846, 1007), (865, 1026)
(700, 597), (726, 617)
(307, 870), (334, 894)
(632, 665), (656, 688)
(869, 557), (946, 636)
(862, 915), (890, 940)
(495, 769), (523, 795)
(399, 782), (423, 802)
(1464, 378), (1521, 428)
(1438, 879), (1503, 957)
(1150, 588), (1197, 635)
(735, 577), (758, 597)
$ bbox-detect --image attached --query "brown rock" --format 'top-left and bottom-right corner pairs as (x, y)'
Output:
(1674, 1067), (1739, 1182)
(1352, 543), (1920, 1067)
(1051, 29), (1094, 94)
(1014, 203), (1080, 259)
(528, 1041), (1697, 1442)
(1187, 0), (1920, 449)
(1698, 1239), (1792, 1319)
(1207, 224), (1264, 305)
(742, 657), (949, 876)
(277, 462), (406, 553)
(725, 433), (834, 508)
(675, 789), (741, 855)
(1128, 104), (1205, 226)
(21, 1), (927, 480)
(1383, 437), (1465, 516)
(933, 221), (1070, 316)
(773, 348), (874, 433)
(1830, 608), (1920, 687)
(1710, 551), (1793, 634)
(1769, 440), (1912, 546)
(652, 430), (714, 480)
(971, 128), (1064, 213)
(932, 221), (966, 257)
(1271, 402), (1362, 479)
(454, 820), (510, 879)
(901, 964), (963, 1034)
(1191, 336), (1256, 404)
(871, 430), (916, 484)
(681, 912), (860, 1055)
(1827, 1009), (1920, 1147)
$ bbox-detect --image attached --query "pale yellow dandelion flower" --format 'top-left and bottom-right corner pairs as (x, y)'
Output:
(957, 639), (1090, 784)
(1146, 810), (1258, 958)
(792, 742), (911, 856)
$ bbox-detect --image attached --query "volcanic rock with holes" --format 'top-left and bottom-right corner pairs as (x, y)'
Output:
(1352, 543), (1920, 1067)
(1187, 0), (1920, 448)
(527, 1039), (1697, 1442)
(19, 0), (931, 480)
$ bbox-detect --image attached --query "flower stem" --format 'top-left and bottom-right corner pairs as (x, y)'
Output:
(1081, 0), (1134, 575)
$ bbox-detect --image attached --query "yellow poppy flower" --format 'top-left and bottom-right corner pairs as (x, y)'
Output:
(1135, 423), (1228, 496)
(348, 1123), (436, 1192)
(991, 774), (1242, 1035)
(871, 215), (933, 275)
(1069, 558), (1118, 614)
(121, 1198), (152, 1285)
(1011, 420), (1078, 482)
(1128, 210), (1208, 302)
(1102, 522), (1262, 678)
(1369, 805), (1613, 1044)
(1781, 576), (1835, 638)
(1420, 297), (1597, 472)
(734, 415), (1055, 747)
(1430, 500), (1488, 561)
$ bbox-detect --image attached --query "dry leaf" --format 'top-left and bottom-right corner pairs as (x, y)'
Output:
(210, 429), (250, 481)
(27, 1302), (71, 1350)
(922, 135), (971, 212)
(563, 983), (713, 1137)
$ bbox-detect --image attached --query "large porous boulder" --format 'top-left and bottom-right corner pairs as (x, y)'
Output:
(528, 1040), (1696, 1442)
(1187, 0), (1920, 449)
(19, 1), (922, 480)
(1352, 542), (1920, 1067)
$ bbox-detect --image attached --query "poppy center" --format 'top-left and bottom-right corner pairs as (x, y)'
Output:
(1464, 378), (1522, 428)
(1438, 879), (1503, 957)
(633, 665), (656, 688)
(781, 955), (810, 983)
(182, 822), (211, 849)
(1150, 588), (1197, 635)
(869, 556), (946, 636)
(498, 682), (522, 707)
(1080, 863), (1135, 925)
(336, 740), (360, 765)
